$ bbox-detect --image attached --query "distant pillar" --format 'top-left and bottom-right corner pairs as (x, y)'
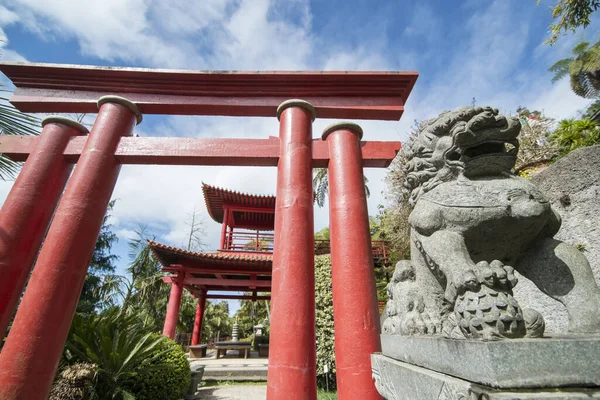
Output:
(0, 117), (88, 338)
(323, 122), (382, 400)
(0, 96), (141, 400)
(191, 294), (206, 345)
(267, 100), (317, 400)
(220, 207), (229, 250)
(163, 271), (186, 340)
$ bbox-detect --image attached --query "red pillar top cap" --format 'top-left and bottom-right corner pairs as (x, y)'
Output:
(321, 121), (363, 141)
(41, 116), (89, 134)
(276, 99), (317, 122)
(97, 95), (143, 125)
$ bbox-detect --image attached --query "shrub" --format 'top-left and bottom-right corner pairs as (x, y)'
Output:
(315, 255), (336, 390)
(64, 309), (169, 400)
(122, 333), (191, 400)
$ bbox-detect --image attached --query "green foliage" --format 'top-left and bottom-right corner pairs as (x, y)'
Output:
(121, 333), (191, 400)
(583, 99), (600, 118)
(202, 300), (232, 343)
(64, 310), (169, 399)
(551, 118), (600, 155)
(538, 0), (600, 45)
(77, 200), (120, 314)
(317, 389), (338, 399)
(234, 297), (269, 339)
(549, 40), (600, 98)
(0, 91), (40, 180)
(313, 168), (370, 208)
(315, 255), (336, 390)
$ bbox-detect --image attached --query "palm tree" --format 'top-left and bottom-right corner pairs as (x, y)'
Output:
(0, 90), (40, 179)
(549, 40), (600, 98)
(312, 168), (370, 208)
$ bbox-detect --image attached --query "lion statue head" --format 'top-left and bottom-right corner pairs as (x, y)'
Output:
(403, 106), (522, 206)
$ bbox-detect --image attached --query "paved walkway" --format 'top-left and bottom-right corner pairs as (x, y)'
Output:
(196, 385), (266, 399)
(190, 349), (268, 381)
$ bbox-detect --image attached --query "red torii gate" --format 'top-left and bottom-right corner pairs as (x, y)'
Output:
(0, 61), (417, 400)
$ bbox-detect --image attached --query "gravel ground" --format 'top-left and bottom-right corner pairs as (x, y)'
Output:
(196, 385), (266, 399)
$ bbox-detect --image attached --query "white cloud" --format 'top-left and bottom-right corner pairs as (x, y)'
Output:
(0, 0), (594, 304)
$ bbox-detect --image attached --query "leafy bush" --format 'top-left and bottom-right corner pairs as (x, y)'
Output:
(64, 309), (171, 399)
(315, 255), (336, 390)
(551, 118), (600, 156)
(122, 333), (190, 400)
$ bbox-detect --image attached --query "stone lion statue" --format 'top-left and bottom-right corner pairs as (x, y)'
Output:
(382, 106), (600, 340)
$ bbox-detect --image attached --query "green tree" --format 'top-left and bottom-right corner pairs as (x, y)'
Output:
(313, 168), (370, 208)
(551, 117), (600, 154)
(77, 200), (119, 314)
(234, 297), (270, 339)
(549, 41), (600, 98)
(538, 0), (600, 45)
(202, 301), (231, 343)
(582, 98), (600, 118)
(0, 92), (39, 180)
(315, 255), (335, 390)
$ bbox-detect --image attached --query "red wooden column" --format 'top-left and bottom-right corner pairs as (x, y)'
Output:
(220, 207), (229, 250)
(191, 293), (207, 345)
(0, 96), (141, 400)
(0, 117), (88, 337)
(162, 270), (185, 339)
(267, 99), (317, 400)
(323, 122), (382, 400)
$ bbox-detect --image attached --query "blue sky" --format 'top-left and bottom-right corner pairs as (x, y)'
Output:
(0, 0), (597, 315)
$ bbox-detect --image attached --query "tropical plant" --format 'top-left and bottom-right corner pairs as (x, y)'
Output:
(202, 300), (231, 343)
(313, 168), (370, 208)
(63, 310), (170, 400)
(234, 296), (270, 339)
(121, 333), (190, 400)
(315, 255), (336, 390)
(549, 40), (600, 98)
(551, 117), (600, 154)
(77, 200), (120, 314)
(538, 0), (600, 45)
(0, 91), (40, 180)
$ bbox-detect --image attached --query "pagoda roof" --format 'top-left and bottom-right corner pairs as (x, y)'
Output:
(149, 240), (272, 273)
(202, 183), (276, 230)
(149, 240), (273, 297)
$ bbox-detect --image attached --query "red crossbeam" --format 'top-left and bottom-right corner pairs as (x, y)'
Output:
(0, 62), (418, 120)
(0, 136), (400, 168)
(163, 276), (271, 288)
(206, 294), (270, 300)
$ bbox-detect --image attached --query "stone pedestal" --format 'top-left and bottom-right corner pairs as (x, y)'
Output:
(372, 335), (600, 399)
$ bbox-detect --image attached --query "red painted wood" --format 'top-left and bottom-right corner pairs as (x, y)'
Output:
(191, 295), (206, 346)
(162, 272), (185, 340)
(0, 62), (418, 120)
(163, 276), (271, 289)
(220, 206), (229, 250)
(0, 136), (401, 168)
(325, 125), (382, 400)
(206, 294), (270, 300)
(0, 100), (138, 400)
(0, 120), (85, 338)
(267, 103), (317, 400)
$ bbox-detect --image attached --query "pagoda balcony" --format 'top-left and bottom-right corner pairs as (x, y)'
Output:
(220, 230), (390, 265)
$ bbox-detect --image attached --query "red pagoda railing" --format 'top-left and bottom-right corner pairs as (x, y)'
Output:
(222, 230), (389, 264)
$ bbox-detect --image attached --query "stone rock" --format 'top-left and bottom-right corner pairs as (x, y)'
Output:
(371, 353), (600, 400)
(514, 145), (600, 333)
(379, 334), (600, 389)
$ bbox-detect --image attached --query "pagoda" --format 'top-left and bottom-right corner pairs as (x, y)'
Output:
(149, 182), (389, 345)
